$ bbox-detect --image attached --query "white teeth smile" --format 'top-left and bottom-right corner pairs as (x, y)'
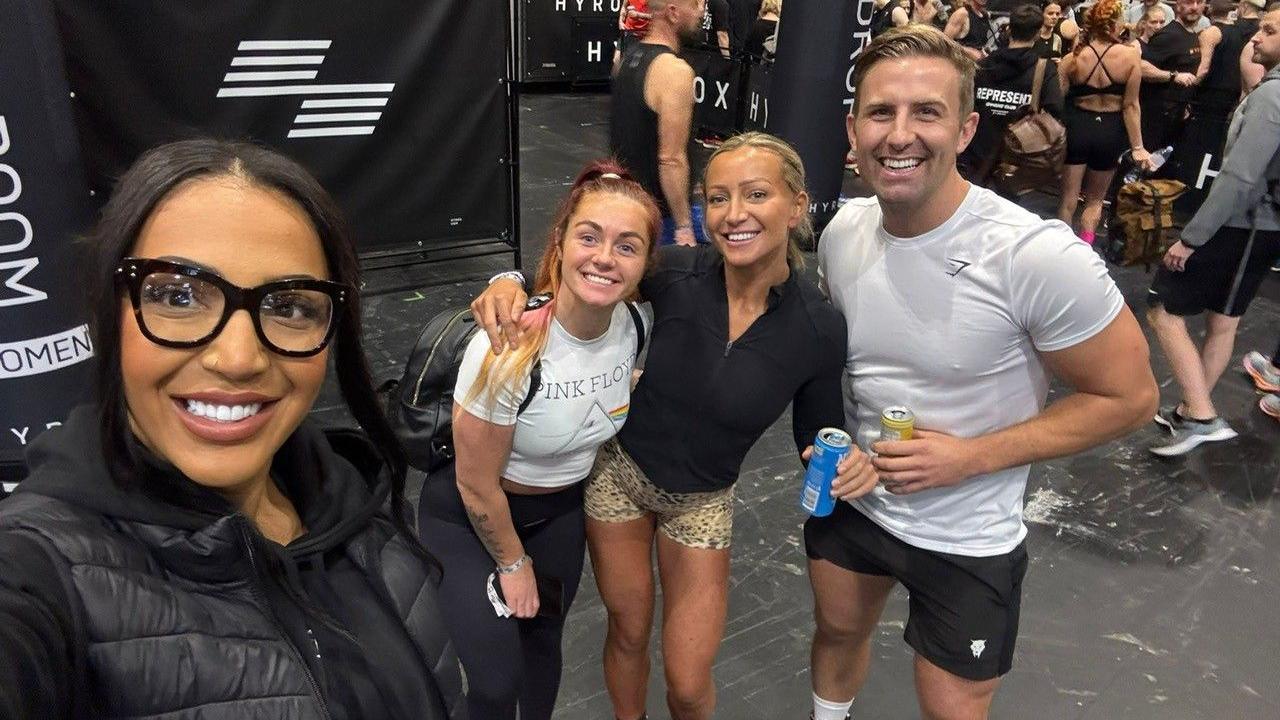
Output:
(883, 158), (922, 170)
(184, 399), (263, 423)
(583, 273), (618, 286)
(727, 231), (759, 242)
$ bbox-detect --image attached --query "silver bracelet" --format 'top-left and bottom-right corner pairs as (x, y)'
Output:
(496, 553), (530, 575)
(489, 270), (526, 287)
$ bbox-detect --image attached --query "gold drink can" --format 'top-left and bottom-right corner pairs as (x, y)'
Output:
(880, 406), (915, 442)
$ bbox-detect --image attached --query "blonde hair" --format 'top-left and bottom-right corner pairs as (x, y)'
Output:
(466, 163), (661, 410)
(851, 24), (976, 116)
(760, 0), (783, 15)
(703, 131), (810, 270)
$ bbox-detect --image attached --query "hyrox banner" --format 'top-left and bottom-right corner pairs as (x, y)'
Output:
(0, 0), (97, 481)
(684, 49), (743, 137)
(767, 0), (865, 233)
(519, 0), (621, 82)
(54, 0), (511, 252)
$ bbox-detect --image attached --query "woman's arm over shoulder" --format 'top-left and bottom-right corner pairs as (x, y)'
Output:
(0, 532), (77, 719)
(640, 243), (707, 299)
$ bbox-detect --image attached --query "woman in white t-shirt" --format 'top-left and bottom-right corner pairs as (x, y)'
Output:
(417, 163), (659, 720)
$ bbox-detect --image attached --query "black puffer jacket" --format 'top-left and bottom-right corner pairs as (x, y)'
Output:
(0, 405), (465, 720)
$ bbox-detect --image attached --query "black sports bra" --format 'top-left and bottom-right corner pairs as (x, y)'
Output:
(1067, 44), (1127, 100)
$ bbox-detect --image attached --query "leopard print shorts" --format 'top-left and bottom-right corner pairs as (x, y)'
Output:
(585, 438), (735, 550)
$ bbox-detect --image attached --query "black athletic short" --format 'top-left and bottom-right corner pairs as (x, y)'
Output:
(1147, 226), (1280, 317)
(1064, 106), (1127, 171)
(804, 501), (1029, 681)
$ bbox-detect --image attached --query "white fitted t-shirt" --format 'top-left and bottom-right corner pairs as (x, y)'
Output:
(454, 302), (649, 488)
(817, 185), (1125, 556)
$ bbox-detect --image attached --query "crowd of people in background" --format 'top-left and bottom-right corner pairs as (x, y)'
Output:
(863, 0), (1280, 454)
(613, 0), (1280, 434)
(876, 0), (1274, 231)
(0, 6), (1275, 720)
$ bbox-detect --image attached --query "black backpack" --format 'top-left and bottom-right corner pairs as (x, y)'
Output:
(385, 297), (647, 472)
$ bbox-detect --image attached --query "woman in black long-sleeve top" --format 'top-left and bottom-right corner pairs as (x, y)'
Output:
(0, 139), (464, 720)
(473, 132), (879, 720)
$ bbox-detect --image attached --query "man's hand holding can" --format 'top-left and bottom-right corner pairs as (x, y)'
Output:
(871, 428), (983, 495)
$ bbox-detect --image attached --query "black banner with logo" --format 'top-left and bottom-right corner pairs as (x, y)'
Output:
(1, 0), (97, 484)
(766, 0), (865, 232)
(685, 49), (743, 136)
(742, 61), (773, 131)
(519, 0), (622, 82)
(54, 0), (511, 253)
(1166, 109), (1230, 215)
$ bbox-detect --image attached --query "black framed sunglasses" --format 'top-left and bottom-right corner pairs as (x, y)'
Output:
(114, 257), (351, 358)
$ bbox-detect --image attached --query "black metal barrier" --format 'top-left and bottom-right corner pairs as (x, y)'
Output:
(517, 0), (621, 83)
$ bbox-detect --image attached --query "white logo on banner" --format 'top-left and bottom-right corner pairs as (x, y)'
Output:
(846, 0), (880, 111)
(0, 116), (49, 308)
(215, 40), (396, 140)
(0, 324), (93, 380)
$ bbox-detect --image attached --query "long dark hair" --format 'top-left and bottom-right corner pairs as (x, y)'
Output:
(86, 138), (421, 558)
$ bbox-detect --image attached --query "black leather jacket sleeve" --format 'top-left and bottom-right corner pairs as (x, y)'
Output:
(0, 532), (75, 720)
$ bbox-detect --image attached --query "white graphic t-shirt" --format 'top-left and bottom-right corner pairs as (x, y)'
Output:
(818, 185), (1125, 556)
(455, 302), (649, 489)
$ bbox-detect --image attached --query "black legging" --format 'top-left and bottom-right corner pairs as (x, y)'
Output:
(418, 467), (586, 720)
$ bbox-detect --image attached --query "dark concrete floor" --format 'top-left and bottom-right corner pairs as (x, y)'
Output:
(317, 91), (1280, 719)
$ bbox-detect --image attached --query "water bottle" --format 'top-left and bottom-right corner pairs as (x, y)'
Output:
(1124, 146), (1173, 184)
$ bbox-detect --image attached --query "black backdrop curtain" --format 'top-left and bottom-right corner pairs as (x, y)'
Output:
(53, 0), (512, 252)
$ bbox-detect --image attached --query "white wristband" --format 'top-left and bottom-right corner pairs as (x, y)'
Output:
(496, 553), (530, 575)
(489, 270), (526, 287)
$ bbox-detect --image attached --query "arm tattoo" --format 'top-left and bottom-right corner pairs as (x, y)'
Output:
(464, 504), (506, 562)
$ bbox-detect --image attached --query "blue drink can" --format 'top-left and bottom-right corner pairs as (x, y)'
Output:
(800, 428), (852, 517)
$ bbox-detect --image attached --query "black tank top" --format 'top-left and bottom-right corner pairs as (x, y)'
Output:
(1032, 24), (1066, 60)
(610, 43), (674, 216)
(960, 9), (994, 50)
(1199, 20), (1247, 110)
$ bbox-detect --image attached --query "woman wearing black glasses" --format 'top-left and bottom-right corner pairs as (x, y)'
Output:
(0, 139), (464, 720)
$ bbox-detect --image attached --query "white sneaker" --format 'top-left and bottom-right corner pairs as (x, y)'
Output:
(1149, 416), (1238, 457)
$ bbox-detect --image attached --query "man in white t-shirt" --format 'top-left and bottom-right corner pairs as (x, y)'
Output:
(802, 25), (1159, 720)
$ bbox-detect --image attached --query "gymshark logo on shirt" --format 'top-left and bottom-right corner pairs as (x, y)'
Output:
(970, 639), (987, 658)
(946, 258), (972, 277)
(215, 40), (396, 140)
